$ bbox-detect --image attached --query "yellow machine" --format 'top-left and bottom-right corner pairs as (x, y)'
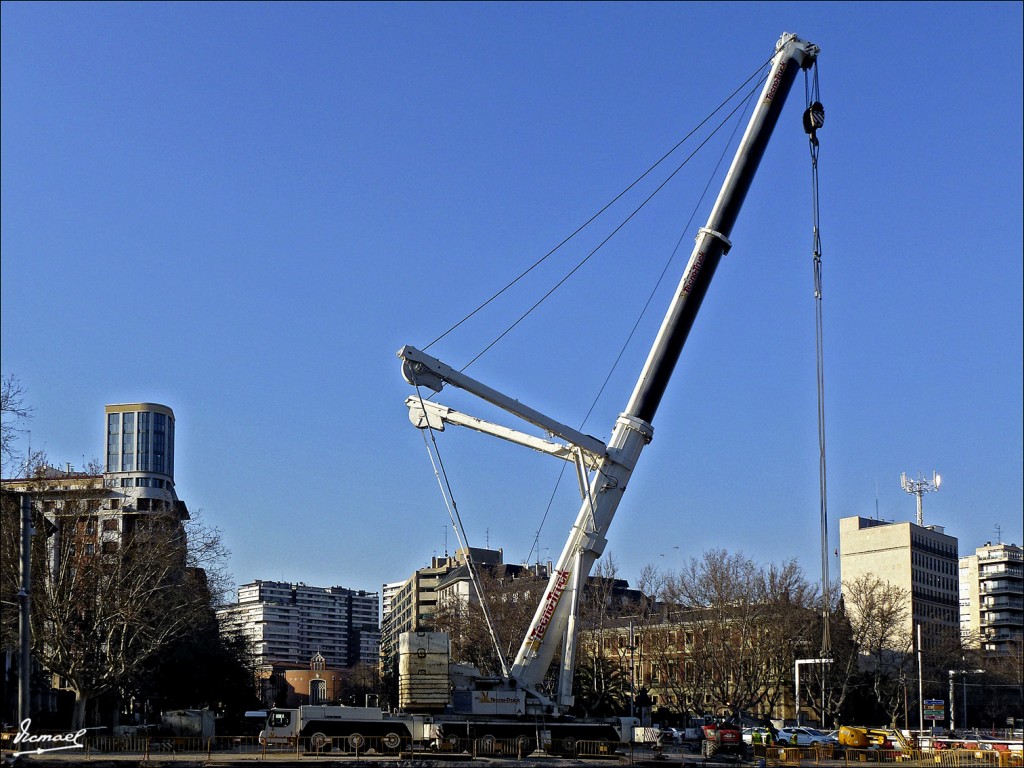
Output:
(839, 726), (913, 751)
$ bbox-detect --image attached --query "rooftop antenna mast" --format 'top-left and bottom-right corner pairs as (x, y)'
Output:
(901, 471), (941, 527)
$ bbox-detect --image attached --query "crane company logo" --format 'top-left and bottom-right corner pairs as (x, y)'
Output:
(681, 251), (706, 295)
(525, 569), (571, 650)
(476, 692), (521, 705)
(13, 718), (87, 754)
(765, 60), (788, 102)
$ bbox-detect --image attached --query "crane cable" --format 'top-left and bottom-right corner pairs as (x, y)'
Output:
(802, 63), (832, 665)
(412, 385), (512, 678)
(525, 86), (762, 566)
(421, 54), (779, 369)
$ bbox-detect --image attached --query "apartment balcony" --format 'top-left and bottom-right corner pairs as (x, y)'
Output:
(980, 611), (1024, 627)
(982, 597), (1024, 610)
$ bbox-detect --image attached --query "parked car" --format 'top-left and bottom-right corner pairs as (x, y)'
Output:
(660, 727), (683, 745)
(776, 727), (839, 747)
(742, 727), (773, 745)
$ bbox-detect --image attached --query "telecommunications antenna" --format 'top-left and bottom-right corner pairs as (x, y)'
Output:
(900, 471), (941, 527)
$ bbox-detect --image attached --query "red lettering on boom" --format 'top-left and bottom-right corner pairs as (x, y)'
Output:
(526, 570), (571, 647)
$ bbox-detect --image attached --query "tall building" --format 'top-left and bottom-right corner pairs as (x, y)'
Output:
(959, 541), (1024, 652)
(2, 402), (188, 550)
(839, 515), (959, 649)
(216, 580), (380, 670)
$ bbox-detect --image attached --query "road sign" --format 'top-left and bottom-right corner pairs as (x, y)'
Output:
(924, 699), (945, 721)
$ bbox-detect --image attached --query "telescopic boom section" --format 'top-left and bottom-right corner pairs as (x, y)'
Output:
(506, 32), (819, 700)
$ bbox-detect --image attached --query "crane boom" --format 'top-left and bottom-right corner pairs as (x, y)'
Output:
(508, 32), (819, 701)
(399, 32), (819, 713)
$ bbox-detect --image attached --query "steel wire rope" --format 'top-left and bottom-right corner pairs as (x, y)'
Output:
(412, 385), (512, 678)
(525, 86), (762, 567)
(801, 59), (833, 723)
(460, 74), (772, 374)
(420, 54), (777, 360)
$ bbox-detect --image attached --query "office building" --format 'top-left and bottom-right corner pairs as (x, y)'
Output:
(839, 515), (959, 650)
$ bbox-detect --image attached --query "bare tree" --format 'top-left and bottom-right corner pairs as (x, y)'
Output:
(1, 375), (34, 476)
(433, 564), (546, 677)
(1, 468), (228, 729)
(661, 550), (818, 719)
(841, 573), (913, 725)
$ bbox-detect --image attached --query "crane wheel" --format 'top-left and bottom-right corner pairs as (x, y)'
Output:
(309, 732), (330, 751)
(515, 735), (535, 755)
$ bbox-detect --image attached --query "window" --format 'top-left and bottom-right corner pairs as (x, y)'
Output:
(137, 412), (150, 471)
(107, 413), (120, 472)
(121, 413), (135, 471)
(103, 519), (118, 531)
(121, 479), (132, 487)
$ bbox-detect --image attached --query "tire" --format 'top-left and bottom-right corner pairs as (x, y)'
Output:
(515, 735), (536, 755)
(702, 739), (719, 758)
(558, 736), (577, 756)
(382, 732), (402, 752)
(309, 732), (330, 752)
(478, 734), (498, 755)
(348, 732), (365, 751)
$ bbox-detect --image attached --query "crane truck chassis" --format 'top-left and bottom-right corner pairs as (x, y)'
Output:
(263, 31), (821, 757)
(257, 703), (633, 756)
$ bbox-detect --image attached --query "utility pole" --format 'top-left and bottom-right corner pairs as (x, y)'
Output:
(19, 493), (33, 725)
(901, 472), (941, 527)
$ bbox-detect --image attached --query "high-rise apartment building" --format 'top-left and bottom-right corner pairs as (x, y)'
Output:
(959, 541), (1023, 652)
(839, 515), (959, 649)
(2, 402), (188, 548)
(216, 580), (380, 669)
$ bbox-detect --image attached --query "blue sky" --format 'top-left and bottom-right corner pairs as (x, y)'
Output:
(2, 2), (1021, 600)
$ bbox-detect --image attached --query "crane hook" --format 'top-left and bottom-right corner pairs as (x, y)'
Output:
(803, 101), (825, 145)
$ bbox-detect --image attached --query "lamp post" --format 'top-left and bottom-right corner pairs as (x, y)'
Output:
(794, 658), (832, 726)
(948, 668), (984, 733)
(19, 494), (33, 726)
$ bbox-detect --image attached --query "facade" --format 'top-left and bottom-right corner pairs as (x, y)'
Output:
(959, 541), (1024, 652)
(839, 515), (959, 649)
(216, 580), (380, 670)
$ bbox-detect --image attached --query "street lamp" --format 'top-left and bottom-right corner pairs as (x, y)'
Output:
(948, 668), (983, 733)
(794, 658), (832, 726)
